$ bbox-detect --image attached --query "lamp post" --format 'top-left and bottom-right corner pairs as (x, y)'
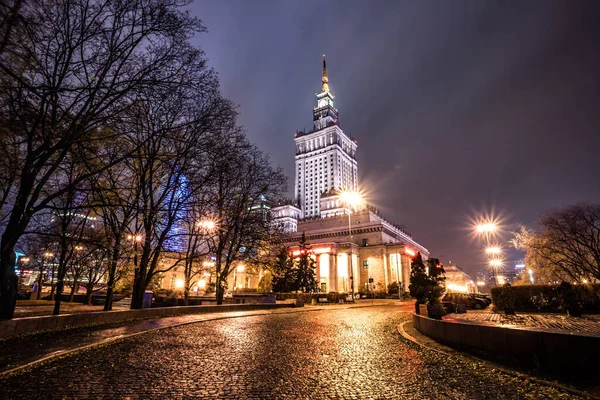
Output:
(476, 222), (499, 288)
(44, 251), (56, 300)
(340, 191), (362, 301)
(127, 234), (142, 284)
(489, 259), (502, 287)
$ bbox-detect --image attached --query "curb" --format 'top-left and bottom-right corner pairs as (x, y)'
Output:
(1, 301), (386, 377)
(397, 321), (597, 399)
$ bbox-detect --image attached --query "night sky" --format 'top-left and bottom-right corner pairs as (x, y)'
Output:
(190, 0), (600, 276)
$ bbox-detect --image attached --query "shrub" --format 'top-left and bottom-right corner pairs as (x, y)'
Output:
(274, 292), (353, 303)
(491, 283), (600, 313)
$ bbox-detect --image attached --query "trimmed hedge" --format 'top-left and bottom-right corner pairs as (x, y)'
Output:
(275, 291), (394, 303)
(491, 283), (600, 313)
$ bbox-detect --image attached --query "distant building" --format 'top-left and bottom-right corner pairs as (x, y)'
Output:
(443, 265), (476, 293)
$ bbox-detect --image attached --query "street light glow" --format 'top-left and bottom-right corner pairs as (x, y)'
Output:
(485, 247), (501, 254)
(476, 223), (496, 233)
(489, 259), (502, 267)
(340, 191), (362, 209)
(197, 219), (216, 231)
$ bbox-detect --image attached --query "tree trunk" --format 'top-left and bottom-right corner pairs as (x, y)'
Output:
(84, 283), (93, 305)
(130, 271), (146, 309)
(69, 279), (77, 302)
(183, 273), (190, 306)
(49, 264), (56, 301)
(104, 285), (114, 311)
(36, 270), (44, 300)
(103, 249), (119, 311)
(52, 279), (64, 315)
(0, 247), (18, 319)
(216, 280), (224, 305)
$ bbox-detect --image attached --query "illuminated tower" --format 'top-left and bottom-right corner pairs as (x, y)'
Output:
(294, 56), (358, 218)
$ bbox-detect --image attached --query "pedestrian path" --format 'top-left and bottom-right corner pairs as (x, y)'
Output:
(0, 300), (394, 375)
(445, 311), (600, 336)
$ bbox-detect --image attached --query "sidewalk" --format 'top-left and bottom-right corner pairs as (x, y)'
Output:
(14, 300), (128, 318)
(445, 311), (600, 336)
(0, 300), (392, 375)
(398, 318), (600, 398)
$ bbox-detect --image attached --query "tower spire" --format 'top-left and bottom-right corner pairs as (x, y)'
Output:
(321, 54), (329, 93)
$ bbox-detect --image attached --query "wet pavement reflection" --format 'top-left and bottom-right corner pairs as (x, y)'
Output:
(0, 305), (582, 399)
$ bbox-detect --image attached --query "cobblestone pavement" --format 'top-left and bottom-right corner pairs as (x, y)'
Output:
(0, 305), (585, 399)
(445, 312), (600, 336)
(1, 304), (365, 373)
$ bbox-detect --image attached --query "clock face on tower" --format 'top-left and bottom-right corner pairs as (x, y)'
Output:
(318, 98), (327, 108)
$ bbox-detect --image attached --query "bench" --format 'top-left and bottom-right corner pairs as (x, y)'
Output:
(317, 297), (330, 305)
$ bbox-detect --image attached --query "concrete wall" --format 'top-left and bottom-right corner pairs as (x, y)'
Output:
(413, 313), (600, 376)
(0, 303), (297, 339)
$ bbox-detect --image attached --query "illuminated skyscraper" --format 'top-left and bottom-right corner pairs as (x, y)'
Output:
(294, 56), (358, 218)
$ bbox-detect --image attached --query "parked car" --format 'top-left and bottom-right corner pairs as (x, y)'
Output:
(442, 292), (489, 310)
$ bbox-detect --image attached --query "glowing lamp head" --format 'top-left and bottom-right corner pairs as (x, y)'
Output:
(174, 279), (184, 289)
(198, 220), (216, 231)
(489, 259), (502, 268)
(237, 264), (245, 272)
(340, 191), (362, 209)
(476, 223), (496, 233)
(485, 247), (501, 255)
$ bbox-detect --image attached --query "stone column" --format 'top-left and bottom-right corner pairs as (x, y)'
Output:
(401, 254), (411, 292)
(329, 253), (337, 293)
(382, 248), (389, 291)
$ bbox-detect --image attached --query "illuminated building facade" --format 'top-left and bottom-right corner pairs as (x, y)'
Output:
(273, 57), (430, 294)
(443, 265), (476, 293)
(294, 56), (357, 218)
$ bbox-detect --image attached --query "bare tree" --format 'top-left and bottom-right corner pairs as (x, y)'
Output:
(91, 145), (140, 310)
(512, 204), (600, 283)
(126, 48), (235, 309)
(0, 0), (22, 55)
(205, 130), (287, 304)
(180, 198), (214, 305)
(0, 0), (205, 319)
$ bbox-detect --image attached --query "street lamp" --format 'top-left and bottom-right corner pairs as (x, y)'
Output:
(127, 233), (142, 283)
(197, 219), (216, 231)
(489, 259), (502, 287)
(485, 246), (501, 255)
(44, 252), (56, 300)
(340, 191), (362, 300)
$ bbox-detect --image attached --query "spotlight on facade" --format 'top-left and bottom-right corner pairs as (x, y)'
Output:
(404, 248), (416, 257)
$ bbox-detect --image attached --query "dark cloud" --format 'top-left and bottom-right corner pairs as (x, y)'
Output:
(191, 0), (600, 276)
